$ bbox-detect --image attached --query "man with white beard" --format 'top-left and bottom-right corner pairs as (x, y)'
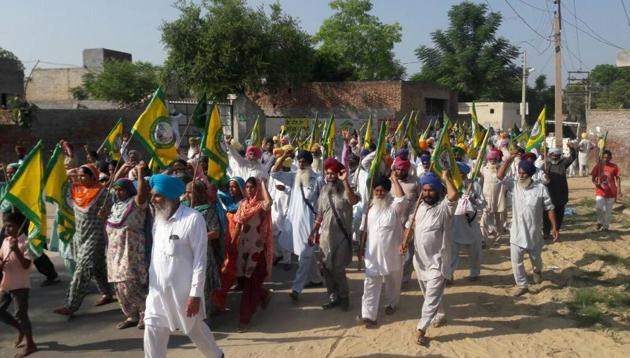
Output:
(226, 143), (268, 180)
(357, 174), (405, 328)
(479, 148), (508, 246)
(497, 153), (559, 296)
(143, 174), (222, 358)
(272, 150), (324, 301)
(310, 158), (359, 311)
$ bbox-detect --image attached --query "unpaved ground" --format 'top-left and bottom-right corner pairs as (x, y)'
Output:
(1, 176), (629, 357)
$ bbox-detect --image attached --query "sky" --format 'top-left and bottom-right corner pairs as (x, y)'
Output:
(2, 0), (629, 87)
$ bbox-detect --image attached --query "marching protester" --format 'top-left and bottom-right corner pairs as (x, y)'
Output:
(542, 146), (576, 239)
(450, 162), (486, 282)
(54, 164), (114, 316)
(143, 174), (223, 358)
(0, 212), (37, 358)
(271, 150), (324, 302)
(497, 151), (558, 296)
(268, 153), (294, 271)
(358, 174), (405, 327)
(591, 150), (622, 232)
(102, 166), (150, 330)
(479, 148), (508, 246)
(311, 158), (359, 311)
(578, 133), (594, 177)
(401, 170), (459, 346)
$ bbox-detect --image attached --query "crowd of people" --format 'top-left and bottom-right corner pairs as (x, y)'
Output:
(0, 124), (623, 357)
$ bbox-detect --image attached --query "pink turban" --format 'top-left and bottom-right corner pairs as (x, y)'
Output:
(486, 149), (501, 161)
(246, 145), (263, 159)
(393, 156), (411, 171)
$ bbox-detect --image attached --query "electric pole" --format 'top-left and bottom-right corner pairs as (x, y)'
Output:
(521, 51), (527, 128)
(554, 0), (563, 147)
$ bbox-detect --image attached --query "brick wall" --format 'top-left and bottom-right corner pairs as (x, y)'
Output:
(26, 68), (89, 102)
(0, 108), (142, 163)
(586, 109), (630, 175)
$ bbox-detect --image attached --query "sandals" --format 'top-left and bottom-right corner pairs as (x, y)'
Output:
(416, 330), (430, 347)
(95, 295), (115, 307)
(117, 320), (139, 329)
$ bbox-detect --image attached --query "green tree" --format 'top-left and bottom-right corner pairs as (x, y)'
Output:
(590, 64), (630, 109)
(526, 74), (554, 125)
(412, 1), (520, 102)
(81, 60), (159, 105)
(0, 47), (24, 71)
(313, 0), (404, 80)
(161, 0), (314, 99)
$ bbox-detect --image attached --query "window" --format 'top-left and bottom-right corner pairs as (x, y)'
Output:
(489, 108), (495, 114)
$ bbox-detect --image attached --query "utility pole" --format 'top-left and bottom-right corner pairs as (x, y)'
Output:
(554, 0), (563, 148)
(521, 51), (527, 128)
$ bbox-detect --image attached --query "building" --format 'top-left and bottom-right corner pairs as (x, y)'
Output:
(458, 102), (524, 130)
(0, 58), (24, 108)
(25, 48), (131, 108)
(236, 81), (458, 142)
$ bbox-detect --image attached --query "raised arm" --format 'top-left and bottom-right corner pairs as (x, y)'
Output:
(339, 168), (359, 205)
(497, 151), (517, 180)
(134, 162), (149, 206)
(390, 171), (405, 199)
(442, 170), (459, 203)
(260, 178), (273, 211)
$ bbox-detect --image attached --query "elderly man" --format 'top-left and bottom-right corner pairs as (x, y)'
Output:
(310, 158), (359, 310)
(479, 148), (508, 245)
(401, 171), (458, 346)
(273, 150), (325, 301)
(143, 174), (222, 358)
(227, 142), (268, 180)
(542, 146), (576, 239)
(358, 174), (405, 327)
(498, 153), (558, 296)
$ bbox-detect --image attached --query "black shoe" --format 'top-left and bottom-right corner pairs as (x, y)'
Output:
(289, 290), (299, 302)
(41, 277), (61, 287)
(322, 299), (340, 310)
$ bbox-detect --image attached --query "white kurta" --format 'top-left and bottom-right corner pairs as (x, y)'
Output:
(360, 197), (405, 276)
(269, 171), (293, 249)
(283, 170), (323, 255)
(226, 145), (268, 180)
(480, 163), (507, 213)
(144, 205), (207, 334)
(452, 180), (486, 245)
(406, 197), (457, 281)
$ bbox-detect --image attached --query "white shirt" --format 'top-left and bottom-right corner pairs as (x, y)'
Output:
(144, 205), (207, 334)
(406, 197), (457, 281)
(226, 145), (268, 180)
(360, 197), (405, 276)
(503, 177), (554, 250)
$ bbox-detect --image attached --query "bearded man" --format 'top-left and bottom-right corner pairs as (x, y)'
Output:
(272, 150), (324, 301)
(479, 148), (508, 245)
(143, 174), (222, 358)
(358, 174), (405, 327)
(400, 171), (458, 346)
(310, 159), (359, 311)
(497, 154), (558, 296)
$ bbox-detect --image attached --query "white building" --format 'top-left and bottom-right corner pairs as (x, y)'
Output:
(458, 102), (525, 130)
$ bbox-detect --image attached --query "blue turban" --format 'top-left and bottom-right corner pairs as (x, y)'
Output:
(360, 149), (371, 158)
(518, 160), (536, 177)
(385, 143), (392, 152)
(296, 150), (313, 165)
(396, 148), (410, 160)
(420, 154), (431, 163)
(420, 172), (443, 191)
(149, 174), (185, 200)
(456, 161), (471, 175)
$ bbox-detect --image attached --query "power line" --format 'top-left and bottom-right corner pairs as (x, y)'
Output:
(504, 0), (553, 41)
(560, 1), (624, 49)
(621, 0), (630, 26)
(516, 0), (548, 12)
(572, 0), (582, 67)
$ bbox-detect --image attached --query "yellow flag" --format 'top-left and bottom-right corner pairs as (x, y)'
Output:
(102, 119), (123, 161)
(201, 104), (228, 184)
(44, 144), (75, 242)
(363, 114), (373, 149)
(430, 127), (463, 192)
(1, 141), (47, 255)
(526, 107), (546, 152)
(131, 88), (178, 168)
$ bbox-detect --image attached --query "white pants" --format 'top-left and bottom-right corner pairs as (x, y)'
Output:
(480, 211), (506, 239)
(144, 321), (222, 358)
(273, 235), (292, 265)
(415, 276), (446, 331)
(578, 153), (589, 176)
(596, 196), (615, 229)
(361, 270), (403, 321)
(450, 241), (482, 278)
(292, 245), (323, 293)
(510, 243), (542, 289)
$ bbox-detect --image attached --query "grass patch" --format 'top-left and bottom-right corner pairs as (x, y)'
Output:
(594, 254), (630, 269)
(568, 288), (630, 326)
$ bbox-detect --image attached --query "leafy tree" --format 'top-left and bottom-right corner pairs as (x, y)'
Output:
(161, 0), (314, 99)
(412, 1), (520, 102)
(589, 64), (630, 109)
(313, 0), (404, 80)
(526, 74), (554, 125)
(81, 60), (159, 105)
(0, 47), (24, 71)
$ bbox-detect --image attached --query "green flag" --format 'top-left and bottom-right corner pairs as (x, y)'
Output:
(191, 96), (208, 132)
(367, 121), (387, 193)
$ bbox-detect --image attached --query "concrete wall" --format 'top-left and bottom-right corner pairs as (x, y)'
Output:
(0, 108), (142, 163)
(586, 109), (630, 175)
(459, 102), (522, 130)
(0, 58), (25, 103)
(83, 48), (132, 70)
(26, 68), (89, 102)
